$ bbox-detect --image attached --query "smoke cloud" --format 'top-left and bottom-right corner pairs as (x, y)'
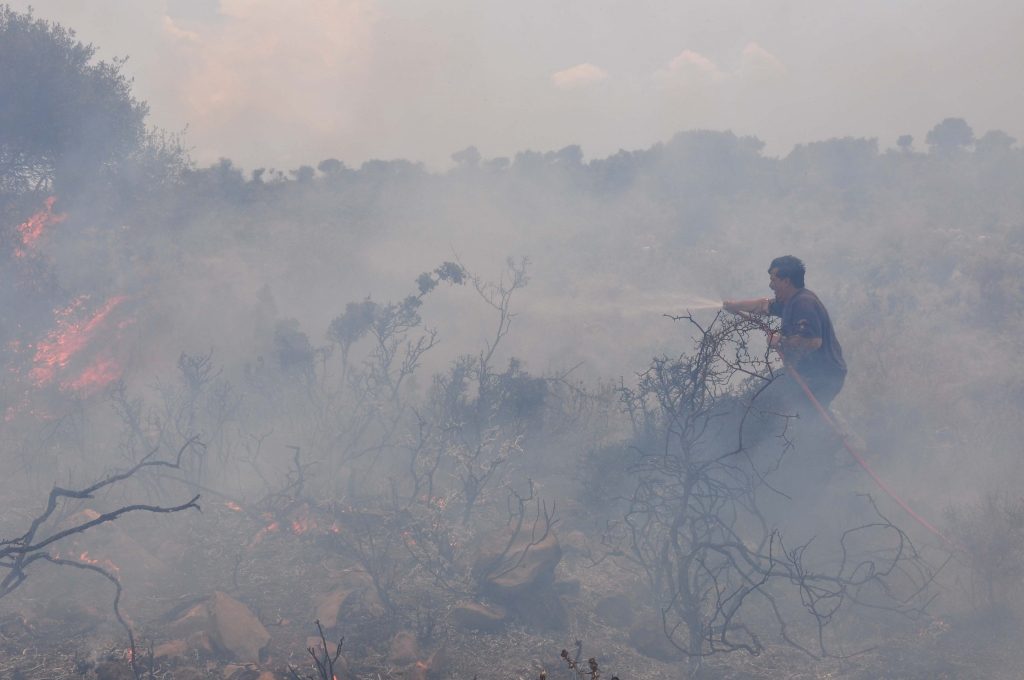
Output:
(9, 0), (1022, 169)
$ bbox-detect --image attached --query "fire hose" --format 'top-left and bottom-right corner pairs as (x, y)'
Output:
(735, 310), (951, 545)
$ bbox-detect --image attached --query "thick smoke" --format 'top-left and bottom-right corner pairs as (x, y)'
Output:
(3, 5), (1024, 679)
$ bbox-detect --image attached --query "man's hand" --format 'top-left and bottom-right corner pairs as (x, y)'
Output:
(774, 334), (822, 362)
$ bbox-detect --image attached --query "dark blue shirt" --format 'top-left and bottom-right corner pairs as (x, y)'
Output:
(769, 288), (846, 385)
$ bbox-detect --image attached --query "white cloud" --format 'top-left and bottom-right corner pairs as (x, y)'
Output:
(655, 49), (725, 87)
(656, 44), (785, 87)
(550, 63), (609, 89)
(738, 42), (787, 80)
(17, 0), (1020, 170)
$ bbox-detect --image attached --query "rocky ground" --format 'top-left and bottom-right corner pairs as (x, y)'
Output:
(1, 491), (1022, 680)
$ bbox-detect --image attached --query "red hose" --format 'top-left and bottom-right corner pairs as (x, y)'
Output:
(783, 359), (951, 545)
(731, 310), (950, 544)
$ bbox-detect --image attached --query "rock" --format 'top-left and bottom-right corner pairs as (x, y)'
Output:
(508, 588), (568, 631)
(305, 634), (344, 653)
(153, 639), (188, 659)
(629, 615), (685, 661)
(223, 664), (258, 679)
(224, 665), (275, 680)
(473, 529), (562, 596)
(317, 568), (385, 620)
(302, 638), (350, 678)
(389, 630), (420, 665)
(450, 601), (507, 632)
(166, 601), (211, 638)
(469, 529), (568, 629)
(595, 593), (634, 628)
(187, 631), (215, 655)
(355, 584), (387, 619)
(169, 592), (270, 664)
(208, 591), (272, 664)
(314, 588), (353, 629)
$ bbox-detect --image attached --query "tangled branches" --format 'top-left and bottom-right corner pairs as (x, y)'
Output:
(608, 313), (942, 658)
(0, 438), (203, 675)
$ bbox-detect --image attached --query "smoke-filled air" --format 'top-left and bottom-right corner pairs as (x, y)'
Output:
(3, 2), (1024, 679)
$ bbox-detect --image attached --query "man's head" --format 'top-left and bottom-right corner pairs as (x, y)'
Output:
(768, 255), (805, 302)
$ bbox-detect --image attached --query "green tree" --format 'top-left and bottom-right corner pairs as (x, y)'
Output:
(975, 129), (1016, 155)
(925, 117), (975, 155)
(0, 5), (148, 198)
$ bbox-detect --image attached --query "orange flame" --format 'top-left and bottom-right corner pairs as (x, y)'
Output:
(60, 357), (121, 393)
(248, 521), (280, 547)
(290, 515), (318, 535)
(14, 196), (65, 258)
(28, 295), (128, 395)
(77, 550), (121, 576)
(224, 501), (243, 512)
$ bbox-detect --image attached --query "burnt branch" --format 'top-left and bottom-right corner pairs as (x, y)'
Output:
(39, 555), (139, 675)
(288, 620), (344, 680)
(0, 438), (203, 678)
(611, 314), (942, 658)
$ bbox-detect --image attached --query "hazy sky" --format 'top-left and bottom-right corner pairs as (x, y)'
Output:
(14, 0), (1024, 170)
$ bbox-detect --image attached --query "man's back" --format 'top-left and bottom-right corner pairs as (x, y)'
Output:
(770, 288), (846, 405)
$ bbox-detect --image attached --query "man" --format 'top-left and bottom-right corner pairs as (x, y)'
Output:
(724, 255), (846, 408)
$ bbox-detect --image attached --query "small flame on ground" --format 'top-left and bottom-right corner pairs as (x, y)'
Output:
(291, 516), (318, 535)
(77, 550), (121, 576)
(4, 199), (136, 421)
(60, 357), (121, 393)
(224, 501), (243, 512)
(14, 196), (65, 258)
(248, 521), (280, 547)
(28, 295), (129, 395)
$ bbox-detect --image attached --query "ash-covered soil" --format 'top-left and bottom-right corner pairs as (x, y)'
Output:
(2, 490), (1021, 680)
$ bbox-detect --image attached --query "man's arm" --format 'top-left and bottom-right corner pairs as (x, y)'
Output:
(770, 298), (824, 362)
(722, 298), (771, 315)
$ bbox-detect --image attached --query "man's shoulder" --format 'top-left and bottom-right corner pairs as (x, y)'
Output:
(791, 288), (824, 307)
(784, 289), (829, 318)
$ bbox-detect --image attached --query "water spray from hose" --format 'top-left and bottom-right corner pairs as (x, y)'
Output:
(522, 292), (723, 317)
